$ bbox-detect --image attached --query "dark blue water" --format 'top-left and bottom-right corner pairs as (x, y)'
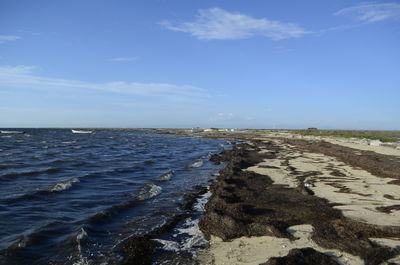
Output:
(0, 129), (230, 265)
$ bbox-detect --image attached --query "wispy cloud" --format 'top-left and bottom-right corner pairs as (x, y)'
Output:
(209, 112), (234, 122)
(335, 2), (400, 23)
(0, 35), (21, 44)
(17, 30), (41, 36)
(0, 65), (208, 101)
(110, 57), (137, 62)
(161, 8), (310, 40)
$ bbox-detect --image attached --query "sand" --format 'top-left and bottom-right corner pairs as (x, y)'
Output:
(198, 224), (364, 265)
(200, 135), (400, 265)
(248, 141), (400, 226)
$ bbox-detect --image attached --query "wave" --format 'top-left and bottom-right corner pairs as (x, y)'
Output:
(0, 164), (9, 170)
(3, 178), (80, 204)
(155, 218), (207, 254)
(154, 170), (174, 181)
(188, 159), (203, 168)
(72, 227), (89, 265)
(137, 184), (162, 201)
(48, 178), (80, 192)
(0, 167), (60, 181)
(176, 219), (207, 252)
(88, 184), (162, 224)
(153, 238), (180, 252)
(6, 235), (30, 250)
(193, 190), (211, 212)
(2, 221), (65, 252)
(62, 141), (76, 144)
(88, 199), (138, 224)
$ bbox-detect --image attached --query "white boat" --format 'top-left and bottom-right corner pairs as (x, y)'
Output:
(1, 130), (25, 134)
(71, 129), (93, 134)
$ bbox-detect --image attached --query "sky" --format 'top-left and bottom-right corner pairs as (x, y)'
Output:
(0, 0), (399, 129)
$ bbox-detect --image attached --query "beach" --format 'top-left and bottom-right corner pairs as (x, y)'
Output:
(193, 131), (400, 265)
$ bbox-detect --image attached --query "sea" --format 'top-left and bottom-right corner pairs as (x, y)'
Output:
(0, 129), (231, 265)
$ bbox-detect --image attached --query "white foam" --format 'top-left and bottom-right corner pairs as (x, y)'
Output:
(153, 239), (180, 252)
(156, 218), (208, 254)
(137, 184), (162, 200)
(193, 190), (211, 212)
(189, 159), (203, 168)
(177, 219), (208, 250)
(49, 178), (79, 192)
(73, 228), (89, 265)
(155, 170), (174, 181)
(62, 141), (76, 144)
(77, 227), (87, 241)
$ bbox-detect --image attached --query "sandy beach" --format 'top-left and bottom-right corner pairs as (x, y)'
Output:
(196, 131), (400, 265)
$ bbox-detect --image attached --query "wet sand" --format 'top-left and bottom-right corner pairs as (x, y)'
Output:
(197, 133), (400, 265)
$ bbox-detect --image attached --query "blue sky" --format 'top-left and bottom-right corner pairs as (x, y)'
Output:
(0, 0), (399, 129)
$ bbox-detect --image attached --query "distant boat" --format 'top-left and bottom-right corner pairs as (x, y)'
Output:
(1, 130), (25, 134)
(71, 129), (92, 134)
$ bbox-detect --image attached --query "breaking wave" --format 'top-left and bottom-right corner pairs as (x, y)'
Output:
(72, 228), (89, 265)
(155, 218), (207, 254)
(154, 170), (174, 181)
(48, 178), (80, 192)
(137, 184), (162, 201)
(188, 159), (203, 168)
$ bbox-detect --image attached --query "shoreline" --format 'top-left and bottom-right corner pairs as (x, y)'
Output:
(118, 130), (400, 264)
(195, 132), (400, 265)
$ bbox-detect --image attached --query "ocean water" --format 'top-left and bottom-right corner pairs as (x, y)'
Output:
(0, 129), (230, 265)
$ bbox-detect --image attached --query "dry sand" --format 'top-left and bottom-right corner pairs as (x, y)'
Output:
(198, 224), (364, 265)
(248, 142), (400, 226)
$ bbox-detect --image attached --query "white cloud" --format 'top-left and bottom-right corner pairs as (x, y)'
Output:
(335, 2), (400, 23)
(0, 35), (21, 44)
(161, 8), (310, 40)
(110, 57), (137, 62)
(0, 65), (207, 101)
